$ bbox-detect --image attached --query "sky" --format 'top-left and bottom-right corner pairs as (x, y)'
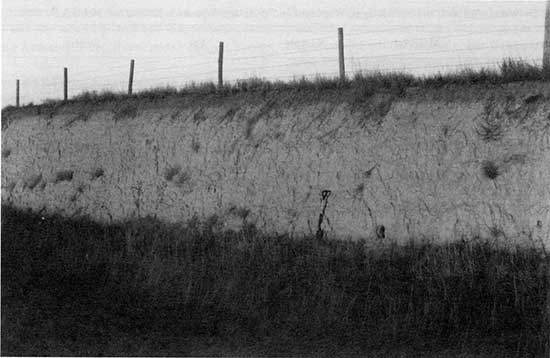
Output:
(1, 0), (547, 106)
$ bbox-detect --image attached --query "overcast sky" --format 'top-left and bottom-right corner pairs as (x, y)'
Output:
(1, 0), (546, 106)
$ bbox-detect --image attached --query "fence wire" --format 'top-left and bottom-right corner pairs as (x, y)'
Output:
(4, 22), (548, 105)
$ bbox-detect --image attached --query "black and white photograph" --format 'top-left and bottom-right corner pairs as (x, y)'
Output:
(1, 0), (550, 356)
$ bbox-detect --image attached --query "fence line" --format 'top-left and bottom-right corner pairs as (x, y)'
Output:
(128, 59), (135, 95)
(338, 28), (345, 81)
(5, 24), (543, 60)
(7, 22), (549, 106)
(31, 56), (543, 93)
(16, 80), (19, 107)
(63, 67), (68, 101)
(31, 40), (544, 88)
(544, 0), (550, 74)
(37, 40), (549, 79)
(351, 42), (543, 61)
(218, 42), (224, 88)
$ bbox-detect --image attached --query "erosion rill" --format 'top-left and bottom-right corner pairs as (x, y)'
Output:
(2, 82), (549, 248)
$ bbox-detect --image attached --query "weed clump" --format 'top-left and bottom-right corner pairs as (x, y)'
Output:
(4, 182), (16, 192)
(112, 103), (138, 121)
(477, 119), (503, 142)
(504, 153), (527, 165)
(191, 139), (200, 153)
(90, 167), (104, 180)
(524, 93), (543, 104)
(164, 165), (181, 181)
(163, 165), (191, 188)
(72, 90), (119, 104)
(38, 99), (62, 118)
(23, 174), (42, 190)
(227, 205), (250, 219)
(173, 171), (191, 187)
(54, 170), (74, 183)
(37, 181), (47, 191)
(2, 148), (12, 158)
(500, 58), (543, 82)
(351, 71), (415, 103)
(482, 160), (500, 179)
(354, 183), (365, 197)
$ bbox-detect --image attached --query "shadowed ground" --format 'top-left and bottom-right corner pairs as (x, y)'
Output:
(1, 205), (549, 357)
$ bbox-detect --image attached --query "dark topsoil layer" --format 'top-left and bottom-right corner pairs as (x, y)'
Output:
(3, 59), (549, 129)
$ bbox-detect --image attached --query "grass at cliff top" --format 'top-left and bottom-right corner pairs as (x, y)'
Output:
(2, 58), (547, 113)
(2, 205), (549, 357)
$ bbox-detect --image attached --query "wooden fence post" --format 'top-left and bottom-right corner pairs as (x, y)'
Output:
(338, 27), (345, 82)
(16, 79), (20, 107)
(218, 41), (224, 89)
(544, 0), (550, 76)
(128, 59), (135, 95)
(63, 67), (68, 101)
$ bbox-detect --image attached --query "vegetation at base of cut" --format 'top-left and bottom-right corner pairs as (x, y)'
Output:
(1, 59), (547, 116)
(2, 205), (548, 356)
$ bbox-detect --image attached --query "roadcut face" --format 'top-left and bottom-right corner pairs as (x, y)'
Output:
(2, 82), (549, 247)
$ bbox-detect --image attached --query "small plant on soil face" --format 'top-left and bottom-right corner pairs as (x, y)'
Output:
(489, 226), (504, 238)
(354, 183), (365, 198)
(90, 167), (104, 180)
(228, 205), (250, 219)
(164, 165), (181, 181)
(4, 182), (16, 192)
(37, 181), (47, 191)
(54, 170), (74, 183)
(482, 160), (500, 180)
(477, 118), (503, 142)
(191, 139), (200, 153)
(24, 174), (42, 190)
(173, 171), (191, 187)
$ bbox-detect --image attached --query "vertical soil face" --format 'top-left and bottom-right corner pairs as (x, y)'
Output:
(2, 82), (550, 245)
